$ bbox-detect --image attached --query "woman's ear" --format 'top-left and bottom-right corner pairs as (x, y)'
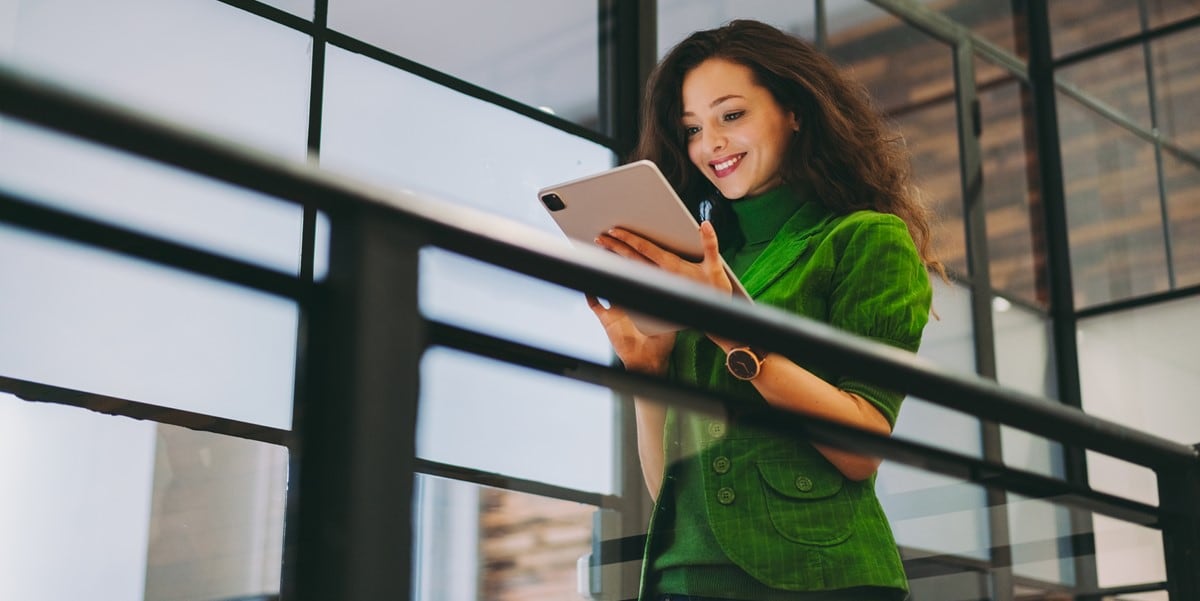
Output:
(789, 112), (800, 132)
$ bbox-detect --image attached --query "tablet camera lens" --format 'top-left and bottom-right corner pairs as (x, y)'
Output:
(541, 193), (566, 212)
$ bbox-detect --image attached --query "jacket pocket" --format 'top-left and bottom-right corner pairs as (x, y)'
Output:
(755, 459), (856, 546)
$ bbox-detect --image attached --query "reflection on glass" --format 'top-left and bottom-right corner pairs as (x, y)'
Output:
(993, 297), (1076, 582)
(1058, 44), (1153, 131)
(413, 474), (596, 601)
(1078, 297), (1197, 595)
(826, 4), (954, 113)
(0, 119), (306, 274)
(1049, 0), (1141, 58)
(1152, 30), (1200, 156)
(0, 0), (312, 159)
(879, 278), (987, 561)
(1162, 151), (1200, 288)
(1058, 92), (1169, 308)
(1005, 495), (1076, 586)
(657, 0), (815, 58)
(895, 100), (968, 276)
(320, 45), (615, 363)
(327, 0), (598, 127)
(0, 395), (286, 599)
(419, 348), (615, 495)
(0, 225), (299, 429)
(934, 0), (1017, 81)
(144, 423), (287, 600)
(1146, 0), (1200, 28)
(979, 78), (1049, 307)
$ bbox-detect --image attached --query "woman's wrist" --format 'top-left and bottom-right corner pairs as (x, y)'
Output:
(624, 358), (669, 376)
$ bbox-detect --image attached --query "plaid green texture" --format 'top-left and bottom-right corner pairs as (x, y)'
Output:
(639, 200), (932, 600)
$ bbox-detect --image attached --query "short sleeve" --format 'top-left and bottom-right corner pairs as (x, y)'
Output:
(828, 213), (932, 427)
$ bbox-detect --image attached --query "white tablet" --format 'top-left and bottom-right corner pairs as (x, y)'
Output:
(538, 160), (749, 335)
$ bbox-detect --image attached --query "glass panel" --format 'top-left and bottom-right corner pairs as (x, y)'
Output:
(994, 300), (1057, 402)
(1146, 0), (1200, 28)
(1078, 295), (1199, 446)
(895, 100), (968, 277)
(1079, 296), (1198, 592)
(326, 0), (598, 128)
(258, 0), (314, 20)
(413, 474), (596, 601)
(879, 278), (988, 561)
(320, 45), (615, 363)
(0, 395), (286, 599)
(1005, 495), (1076, 585)
(827, 5), (955, 114)
(935, 0), (1018, 59)
(1093, 515), (1167, 596)
(0, 119), (305, 274)
(980, 77), (1050, 307)
(0, 225), (298, 429)
(656, 0), (816, 58)
(1058, 92), (1169, 308)
(0, 0), (311, 159)
(993, 302), (1076, 583)
(0, 394), (156, 599)
(1049, 0), (1142, 58)
(419, 348), (615, 495)
(1151, 29), (1200, 156)
(1058, 44), (1153, 131)
(1163, 151), (1200, 287)
(144, 424), (287, 600)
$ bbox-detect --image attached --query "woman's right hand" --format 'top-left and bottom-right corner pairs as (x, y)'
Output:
(586, 296), (676, 375)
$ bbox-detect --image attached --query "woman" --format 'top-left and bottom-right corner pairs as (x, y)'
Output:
(587, 20), (939, 601)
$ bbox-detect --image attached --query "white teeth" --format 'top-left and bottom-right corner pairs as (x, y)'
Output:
(714, 155), (742, 171)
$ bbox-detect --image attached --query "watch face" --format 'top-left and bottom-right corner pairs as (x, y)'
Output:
(727, 348), (759, 380)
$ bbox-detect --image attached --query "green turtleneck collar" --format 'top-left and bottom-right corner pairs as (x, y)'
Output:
(730, 184), (809, 246)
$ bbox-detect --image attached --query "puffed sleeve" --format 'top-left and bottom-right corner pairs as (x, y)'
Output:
(827, 212), (932, 428)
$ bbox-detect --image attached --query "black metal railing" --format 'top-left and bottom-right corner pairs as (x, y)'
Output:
(1, 63), (1197, 600)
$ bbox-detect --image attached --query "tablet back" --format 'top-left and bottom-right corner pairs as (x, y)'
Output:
(538, 160), (704, 262)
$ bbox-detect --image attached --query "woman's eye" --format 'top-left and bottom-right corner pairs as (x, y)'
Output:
(684, 126), (700, 138)
(723, 111), (745, 122)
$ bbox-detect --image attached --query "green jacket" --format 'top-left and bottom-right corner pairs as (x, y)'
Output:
(640, 201), (932, 598)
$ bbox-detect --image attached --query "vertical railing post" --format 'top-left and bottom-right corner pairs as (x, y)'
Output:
(1159, 449), (1200, 600)
(286, 207), (425, 601)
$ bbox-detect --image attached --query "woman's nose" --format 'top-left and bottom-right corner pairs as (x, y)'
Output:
(705, 130), (725, 153)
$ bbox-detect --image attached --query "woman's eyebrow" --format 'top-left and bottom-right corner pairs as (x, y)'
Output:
(682, 94), (746, 117)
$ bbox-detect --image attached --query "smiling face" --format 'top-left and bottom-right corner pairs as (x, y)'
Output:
(681, 58), (798, 200)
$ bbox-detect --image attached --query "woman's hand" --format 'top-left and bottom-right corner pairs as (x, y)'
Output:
(596, 221), (734, 296)
(586, 296), (676, 375)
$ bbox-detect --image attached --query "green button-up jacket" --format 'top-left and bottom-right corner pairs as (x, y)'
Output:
(641, 200), (933, 598)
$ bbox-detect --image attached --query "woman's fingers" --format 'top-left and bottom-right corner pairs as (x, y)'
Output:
(698, 221), (732, 293)
(599, 228), (670, 266)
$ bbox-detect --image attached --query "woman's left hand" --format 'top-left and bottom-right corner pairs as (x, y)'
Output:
(596, 221), (734, 296)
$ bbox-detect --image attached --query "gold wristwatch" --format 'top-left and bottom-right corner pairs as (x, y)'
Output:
(725, 346), (768, 380)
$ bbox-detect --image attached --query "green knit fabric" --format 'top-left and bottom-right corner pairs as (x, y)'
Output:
(639, 185), (931, 601)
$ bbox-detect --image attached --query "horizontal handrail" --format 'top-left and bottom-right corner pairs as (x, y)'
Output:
(0, 63), (1194, 475)
(0, 188), (308, 300)
(428, 321), (1164, 525)
(0, 375), (291, 447)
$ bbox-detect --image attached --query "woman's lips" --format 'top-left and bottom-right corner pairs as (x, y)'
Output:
(710, 153), (745, 178)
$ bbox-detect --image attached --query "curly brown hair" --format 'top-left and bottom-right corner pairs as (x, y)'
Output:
(633, 19), (941, 273)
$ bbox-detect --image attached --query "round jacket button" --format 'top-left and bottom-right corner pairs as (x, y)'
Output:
(717, 487), (736, 505)
(707, 422), (726, 439)
(712, 456), (731, 474)
(795, 475), (814, 492)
